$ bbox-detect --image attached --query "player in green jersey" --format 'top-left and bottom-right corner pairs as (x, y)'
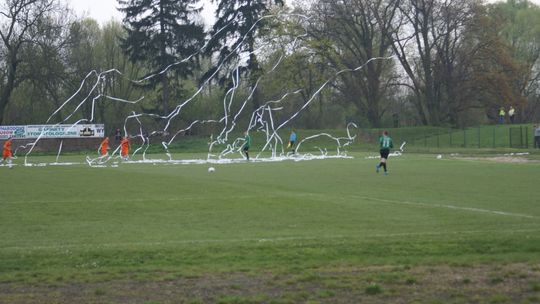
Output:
(376, 131), (393, 175)
(243, 131), (252, 161)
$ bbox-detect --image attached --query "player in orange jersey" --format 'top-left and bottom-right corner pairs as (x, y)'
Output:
(99, 137), (110, 157)
(120, 136), (130, 160)
(2, 137), (13, 167)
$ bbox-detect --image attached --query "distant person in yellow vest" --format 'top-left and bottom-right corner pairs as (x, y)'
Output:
(499, 107), (505, 124)
(508, 106), (516, 124)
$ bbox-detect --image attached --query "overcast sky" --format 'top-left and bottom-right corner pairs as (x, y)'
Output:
(68, 0), (216, 25)
(68, 0), (540, 26)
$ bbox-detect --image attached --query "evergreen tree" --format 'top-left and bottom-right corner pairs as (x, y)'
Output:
(206, 0), (284, 110)
(118, 0), (205, 115)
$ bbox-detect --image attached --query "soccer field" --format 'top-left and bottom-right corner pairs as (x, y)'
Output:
(1, 153), (540, 303)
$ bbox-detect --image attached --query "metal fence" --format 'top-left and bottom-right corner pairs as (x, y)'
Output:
(509, 126), (529, 148)
(368, 125), (535, 150)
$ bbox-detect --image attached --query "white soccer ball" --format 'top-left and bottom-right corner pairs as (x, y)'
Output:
(436, 154), (442, 159)
(208, 167), (215, 173)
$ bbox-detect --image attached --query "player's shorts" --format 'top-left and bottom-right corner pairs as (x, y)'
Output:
(243, 146), (249, 152)
(380, 149), (390, 159)
(289, 141), (295, 147)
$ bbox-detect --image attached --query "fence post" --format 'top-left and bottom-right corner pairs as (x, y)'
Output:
(492, 127), (496, 148)
(509, 128), (512, 148)
(520, 126), (523, 148)
(526, 126), (529, 149)
(478, 127), (481, 148)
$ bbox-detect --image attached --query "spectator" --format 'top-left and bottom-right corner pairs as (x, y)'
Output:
(499, 107), (506, 124)
(508, 106), (516, 124)
(115, 128), (122, 141)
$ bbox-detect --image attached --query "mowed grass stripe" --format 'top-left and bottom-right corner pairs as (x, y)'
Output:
(2, 228), (540, 252)
(1, 189), (537, 249)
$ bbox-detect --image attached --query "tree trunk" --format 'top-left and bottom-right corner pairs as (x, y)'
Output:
(159, 0), (169, 115)
(0, 52), (18, 125)
(249, 50), (261, 111)
(162, 75), (170, 115)
(366, 61), (381, 128)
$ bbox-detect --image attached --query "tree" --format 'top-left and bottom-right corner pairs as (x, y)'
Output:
(384, 0), (481, 126)
(64, 18), (103, 122)
(98, 20), (146, 132)
(301, 0), (399, 127)
(444, 3), (525, 126)
(0, 0), (62, 124)
(491, 0), (540, 122)
(118, 0), (205, 115)
(205, 0), (284, 111)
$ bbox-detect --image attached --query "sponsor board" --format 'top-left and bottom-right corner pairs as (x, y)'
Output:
(0, 126), (26, 139)
(1, 124), (105, 139)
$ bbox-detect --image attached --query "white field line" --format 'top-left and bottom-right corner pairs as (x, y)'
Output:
(0, 195), (260, 205)
(2, 228), (540, 252)
(351, 195), (539, 219)
(3, 192), (537, 220)
(2, 193), (537, 219)
(2, 195), (538, 251)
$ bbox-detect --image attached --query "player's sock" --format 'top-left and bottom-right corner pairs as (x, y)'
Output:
(382, 163), (387, 172)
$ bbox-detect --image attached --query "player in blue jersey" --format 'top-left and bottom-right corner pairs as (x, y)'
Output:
(287, 130), (297, 154)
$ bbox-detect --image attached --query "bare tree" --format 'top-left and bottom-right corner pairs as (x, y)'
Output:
(0, 0), (60, 124)
(303, 0), (399, 127)
(387, 0), (478, 125)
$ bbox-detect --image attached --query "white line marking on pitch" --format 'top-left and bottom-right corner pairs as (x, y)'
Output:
(353, 196), (538, 219)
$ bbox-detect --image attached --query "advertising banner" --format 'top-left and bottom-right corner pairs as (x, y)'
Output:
(0, 124), (105, 139)
(0, 126), (26, 140)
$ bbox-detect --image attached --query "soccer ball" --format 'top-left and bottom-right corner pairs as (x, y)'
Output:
(208, 167), (215, 173)
(436, 154), (442, 159)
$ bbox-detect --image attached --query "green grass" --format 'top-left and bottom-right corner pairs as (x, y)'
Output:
(1, 153), (540, 287)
